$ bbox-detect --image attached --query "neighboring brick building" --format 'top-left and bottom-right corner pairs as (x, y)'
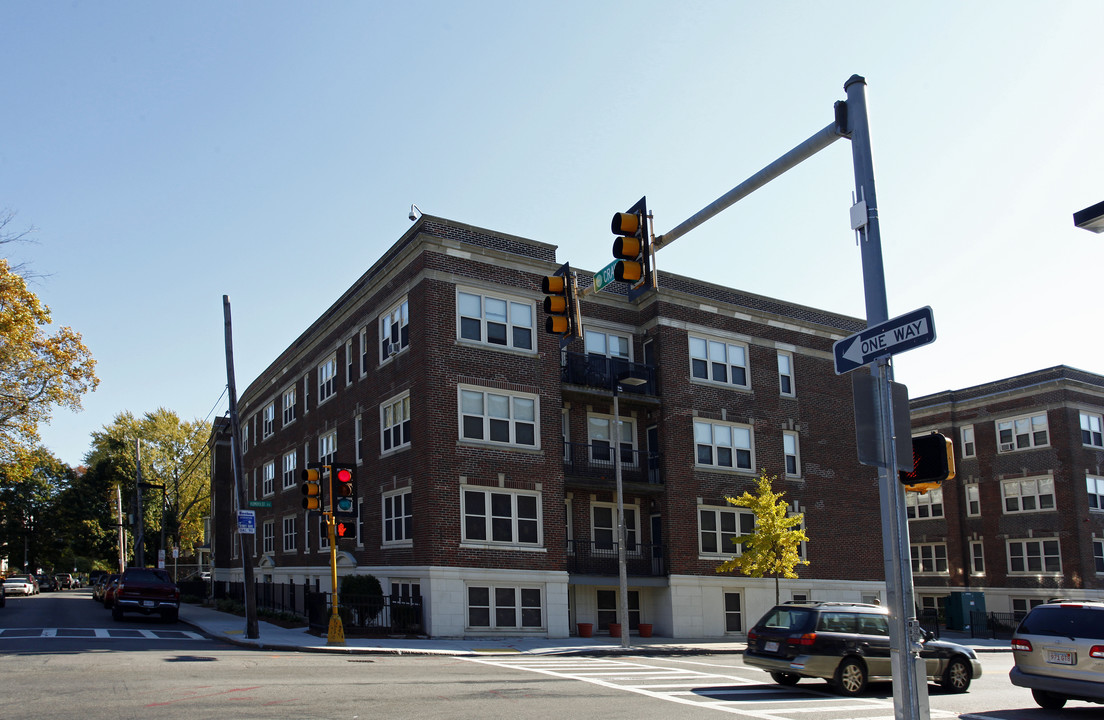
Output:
(210, 215), (886, 638)
(908, 366), (1104, 618)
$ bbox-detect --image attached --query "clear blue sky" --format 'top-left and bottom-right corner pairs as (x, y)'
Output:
(2, 1), (1102, 467)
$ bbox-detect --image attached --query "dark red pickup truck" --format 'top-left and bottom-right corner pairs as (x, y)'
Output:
(111, 567), (181, 622)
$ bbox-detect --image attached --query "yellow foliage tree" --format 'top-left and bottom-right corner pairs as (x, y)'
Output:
(715, 471), (809, 605)
(0, 258), (98, 467)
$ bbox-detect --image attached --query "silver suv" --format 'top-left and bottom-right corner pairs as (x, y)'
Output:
(1010, 599), (1104, 709)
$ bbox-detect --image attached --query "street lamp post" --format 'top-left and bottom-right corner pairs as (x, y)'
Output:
(612, 369), (648, 649)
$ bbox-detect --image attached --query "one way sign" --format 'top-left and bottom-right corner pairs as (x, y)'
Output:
(833, 306), (936, 375)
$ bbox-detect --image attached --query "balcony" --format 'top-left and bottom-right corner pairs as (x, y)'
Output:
(563, 441), (662, 487)
(567, 540), (667, 577)
(560, 352), (657, 397)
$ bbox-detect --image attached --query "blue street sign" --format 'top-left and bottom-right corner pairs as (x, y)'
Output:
(237, 509), (256, 535)
(833, 306), (936, 375)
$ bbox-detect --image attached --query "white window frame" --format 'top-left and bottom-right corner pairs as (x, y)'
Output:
(282, 515), (297, 552)
(460, 486), (542, 548)
(584, 328), (631, 360)
(591, 502), (640, 554)
(262, 520), (275, 555)
(317, 355), (337, 404)
(1094, 538), (1104, 574)
(318, 430), (336, 467)
(1007, 538), (1062, 574)
(996, 412), (1049, 452)
(587, 413), (636, 468)
(345, 338), (354, 386)
(1082, 412), (1104, 449)
(456, 288), (535, 353)
(965, 483), (981, 517)
(961, 425), (975, 458)
(354, 414), (364, 463)
(688, 334), (749, 389)
(970, 540), (984, 574)
(262, 403), (274, 439)
(1089, 476), (1104, 511)
(698, 505), (755, 557)
(906, 487), (944, 519)
(466, 584), (544, 630)
(359, 325), (370, 377)
(382, 489), (413, 546)
(261, 460), (275, 497)
(380, 297), (410, 362)
(783, 431), (800, 477)
(724, 591), (743, 633)
(458, 385), (539, 449)
(1001, 476), (1055, 514)
(694, 419), (754, 471)
(777, 351), (795, 397)
(382, 392), (412, 454)
(910, 543), (948, 574)
(282, 386), (297, 426)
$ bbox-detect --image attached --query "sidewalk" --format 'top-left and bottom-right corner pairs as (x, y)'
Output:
(178, 603), (1012, 656)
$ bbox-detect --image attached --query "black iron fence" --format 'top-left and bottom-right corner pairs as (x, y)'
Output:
(567, 540), (667, 576)
(560, 352), (657, 396)
(970, 610), (1023, 639)
(307, 592), (424, 636)
(563, 442), (661, 485)
(218, 581), (309, 618)
(918, 609), (941, 639)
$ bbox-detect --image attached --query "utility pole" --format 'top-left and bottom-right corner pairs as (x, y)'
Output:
(223, 295), (259, 640)
(135, 439), (145, 567)
(115, 484), (126, 572)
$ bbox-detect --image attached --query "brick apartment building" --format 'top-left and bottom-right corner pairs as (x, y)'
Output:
(208, 215), (888, 638)
(908, 365), (1104, 618)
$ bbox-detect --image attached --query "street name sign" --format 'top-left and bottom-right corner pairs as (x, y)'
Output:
(593, 260), (618, 293)
(833, 306), (935, 375)
(247, 500), (272, 508)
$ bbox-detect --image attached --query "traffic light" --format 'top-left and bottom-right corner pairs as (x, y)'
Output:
(899, 432), (956, 494)
(301, 466), (324, 510)
(611, 196), (651, 290)
(335, 519), (353, 540)
(541, 263), (579, 340)
(331, 463), (357, 517)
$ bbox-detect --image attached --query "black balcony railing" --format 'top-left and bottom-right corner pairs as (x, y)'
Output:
(563, 441), (662, 485)
(567, 540), (667, 576)
(561, 352), (657, 396)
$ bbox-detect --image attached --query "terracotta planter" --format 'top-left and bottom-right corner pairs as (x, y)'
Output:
(577, 622), (594, 638)
(638, 623), (653, 638)
(608, 622), (621, 637)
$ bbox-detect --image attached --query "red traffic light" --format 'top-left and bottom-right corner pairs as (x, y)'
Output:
(335, 467), (353, 484)
(336, 521), (352, 539)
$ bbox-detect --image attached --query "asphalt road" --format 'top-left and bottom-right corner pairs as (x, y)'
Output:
(2, 590), (1101, 719)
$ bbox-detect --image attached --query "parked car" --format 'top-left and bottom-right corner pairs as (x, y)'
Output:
(37, 574), (59, 592)
(1010, 599), (1104, 709)
(54, 573), (75, 589)
(1, 580), (6, 607)
(91, 573), (113, 602)
(102, 575), (120, 608)
(89, 570), (106, 589)
(743, 601), (981, 696)
(111, 567), (181, 622)
(3, 574), (38, 596)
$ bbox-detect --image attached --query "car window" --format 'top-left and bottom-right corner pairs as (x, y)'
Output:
(761, 607), (815, 632)
(124, 569), (171, 583)
(1018, 606), (1104, 640)
(816, 612), (858, 633)
(857, 614), (889, 635)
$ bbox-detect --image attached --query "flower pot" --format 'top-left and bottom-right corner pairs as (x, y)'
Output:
(577, 622), (593, 638)
(638, 623), (653, 638)
(608, 622), (621, 637)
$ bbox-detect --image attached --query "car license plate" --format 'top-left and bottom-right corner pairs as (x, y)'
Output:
(1046, 649), (1074, 665)
(764, 640), (779, 652)
(141, 600), (155, 608)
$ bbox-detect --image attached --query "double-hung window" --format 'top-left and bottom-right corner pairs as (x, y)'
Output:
(587, 415), (635, 466)
(1002, 476), (1055, 513)
(380, 298), (410, 361)
(689, 336), (749, 388)
(698, 506), (754, 556)
(1082, 412), (1104, 448)
(906, 487), (943, 519)
(1088, 476), (1104, 511)
(910, 543), (948, 574)
(961, 425), (975, 457)
(694, 419), (753, 471)
(965, 483), (981, 516)
(282, 516), (297, 552)
(262, 461), (275, 497)
(457, 290), (534, 351)
(1094, 539), (1104, 574)
(282, 451), (297, 490)
(262, 520), (275, 554)
(777, 351), (795, 396)
(382, 393), (411, 453)
(996, 413), (1048, 452)
(591, 503), (638, 552)
(282, 387), (296, 426)
(262, 403), (274, 438)
(459, 387), (537, 448)
(1007, 538), (1061, 574)
(783, 431), (800, 476)
(383, 489), (413, 545)
(585, 329), (630, 360)
(970, 541), (985, 574)
(317, 355), (337, 404)
(467, 585), (543, 630)
(461, 487), (541, 546)
(318, 431), (336, 467)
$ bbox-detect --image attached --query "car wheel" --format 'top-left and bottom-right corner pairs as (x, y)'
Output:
(111, 604), (123, 621)
(834, 658), (868, 696)
(770, 672), (801, 686)
(940, 657), (971, 693)
(1032, 689), (1067, 710)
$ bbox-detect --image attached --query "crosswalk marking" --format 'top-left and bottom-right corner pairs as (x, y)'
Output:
(0, 628), (205, 641)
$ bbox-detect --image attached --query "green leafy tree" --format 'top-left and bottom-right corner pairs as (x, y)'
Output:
(715, 471), (809, 605)
(0, 448), (73, 572)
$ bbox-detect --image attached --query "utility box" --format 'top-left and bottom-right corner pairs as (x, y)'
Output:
(945, 591), (985, 631)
